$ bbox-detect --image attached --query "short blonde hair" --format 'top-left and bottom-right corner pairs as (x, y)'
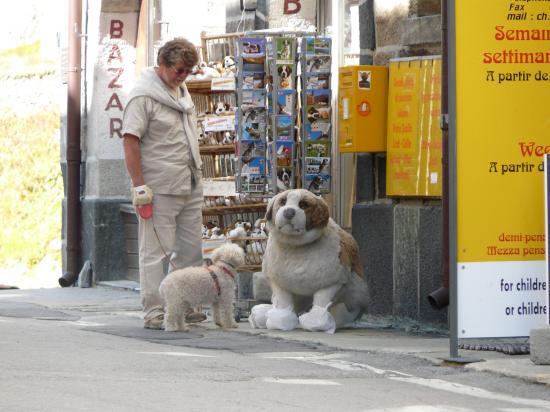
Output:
(157, 37), (199, 69)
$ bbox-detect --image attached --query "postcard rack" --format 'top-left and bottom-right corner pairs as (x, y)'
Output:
(234, 33), (333, 195)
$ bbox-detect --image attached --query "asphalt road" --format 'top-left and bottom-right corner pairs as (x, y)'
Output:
(1, 299), (550, 412)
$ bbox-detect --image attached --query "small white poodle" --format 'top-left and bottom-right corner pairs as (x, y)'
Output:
(159, 243), (245, 332)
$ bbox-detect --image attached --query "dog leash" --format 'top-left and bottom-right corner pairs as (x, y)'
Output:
(152, 225), (179, 271)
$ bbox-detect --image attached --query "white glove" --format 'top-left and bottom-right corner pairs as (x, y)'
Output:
(132, 185), (153, 206)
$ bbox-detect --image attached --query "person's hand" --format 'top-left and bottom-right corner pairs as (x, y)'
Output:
(132, 185), (153, 206)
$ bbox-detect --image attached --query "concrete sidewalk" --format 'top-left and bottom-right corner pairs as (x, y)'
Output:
(1, 283), (549, 387)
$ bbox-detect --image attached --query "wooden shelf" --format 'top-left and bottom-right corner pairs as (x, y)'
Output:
(186, 79), (234, 95)
(199, 144), (235, 155)
(202, 203), (267, 216)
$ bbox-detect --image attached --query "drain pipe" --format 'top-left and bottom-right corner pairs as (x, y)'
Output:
(59, 0), (82, 287)
(428, 0), (449, 309)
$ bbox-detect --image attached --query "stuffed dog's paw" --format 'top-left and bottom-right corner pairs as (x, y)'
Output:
(299, 305), (336, 334)
(266, 306), (299, 331)
(249, 304), (272, 329)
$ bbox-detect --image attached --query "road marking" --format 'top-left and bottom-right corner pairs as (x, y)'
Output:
(367, 407), (472, 412)
(262, 377), (341, 386)
(390, 376), (550, 410)
(65, 320), (106, 327)
(139, 351), (215, 358)
(260, 353), (550, 410)
(259, 353), (410, 377)
(0, 294), (24, 298)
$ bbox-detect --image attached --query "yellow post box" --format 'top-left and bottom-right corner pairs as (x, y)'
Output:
(338, 65), (388, 153)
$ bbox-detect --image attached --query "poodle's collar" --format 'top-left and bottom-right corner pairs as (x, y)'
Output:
(220, 265), (235, 279)
(219, 260), (236, 270)
(207, 264), (236, 296)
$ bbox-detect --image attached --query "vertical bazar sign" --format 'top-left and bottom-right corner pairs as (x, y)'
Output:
(454, 0), (550, 337)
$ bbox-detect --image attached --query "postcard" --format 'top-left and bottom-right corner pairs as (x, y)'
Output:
(274, 115), (293, 140)
(241, 90), (266, 110)
(305, 157), (331, 175)
(241, 37), (266, 57)
(304, 122), (330, 140)
(305, 89), (331, 108)
(241, 122), (265, 140)
(275, 64), (294, 90)
(240, 157), (266, 176)
(242, 71), (265, 90)
(304, 37), (331, 56)
(239, 163), (266, 193)
(304, 55), (331, 73)
(305, 73), (330, 90)
(241, 107), (266, 125)
(275, 37), (296, 63)
(276, 166), (293, 191)
(275, 90), (294, 115)
(239, 140), (266, 162)
(306, 106), (330, 124)
(305, 140), (331, 157)
(305, 174), (331, 194)
(275, 141), (293, 167)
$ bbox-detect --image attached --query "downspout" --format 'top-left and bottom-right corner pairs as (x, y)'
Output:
(59, 0), (82, 287)
(427, 0), (449, 309)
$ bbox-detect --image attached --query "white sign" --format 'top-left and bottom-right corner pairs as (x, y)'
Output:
(204, 115), (235, 132)
(203, 179), (237, 197)
(211, 77), (236, 91)
(458, 261), (547, 338)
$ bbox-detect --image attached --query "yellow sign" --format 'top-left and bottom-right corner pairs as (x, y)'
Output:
(454, 0), (550, 338)
(456, 2), (550, 263)
(338, 65), (388, 153)
(386, 58), (442, 197)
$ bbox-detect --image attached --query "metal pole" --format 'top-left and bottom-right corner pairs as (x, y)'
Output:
(332, 0), (343, 222)
(148, 0), (155, 66)
(59, 0), (82, 287)
(441, 1), (482, 364)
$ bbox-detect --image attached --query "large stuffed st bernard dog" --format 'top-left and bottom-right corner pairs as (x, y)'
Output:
(250, 189), (368, 333)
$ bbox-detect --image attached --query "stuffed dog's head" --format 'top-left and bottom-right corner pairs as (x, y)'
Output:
(212, 243), (245, 268)
(224, 55), (236, 70)
(265, 189), (329, 246)
(214, 101), (230, 115)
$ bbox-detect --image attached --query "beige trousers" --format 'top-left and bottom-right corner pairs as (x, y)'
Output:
(138, 183), (203, 321)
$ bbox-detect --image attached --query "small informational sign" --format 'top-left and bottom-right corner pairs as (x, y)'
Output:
(211, 77), (235, 91)
(454, 0), (550, 337)
(203, 115), (235, 132)
(386, 57), (442, 197)
(202, 179), (237, 197)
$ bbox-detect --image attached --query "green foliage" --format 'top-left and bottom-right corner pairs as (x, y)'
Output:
(0, 111), (62, 268)
(0, 40), (41, 58)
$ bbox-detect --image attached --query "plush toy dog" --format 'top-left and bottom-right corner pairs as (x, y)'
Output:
(159, 243), (245, 332)
(250, 189), (368, 333)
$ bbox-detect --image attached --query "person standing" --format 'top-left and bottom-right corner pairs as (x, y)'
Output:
(122, 38), (206, 329)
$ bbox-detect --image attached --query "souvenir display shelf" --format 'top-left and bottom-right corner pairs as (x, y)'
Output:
(188, 33), (267, 234)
